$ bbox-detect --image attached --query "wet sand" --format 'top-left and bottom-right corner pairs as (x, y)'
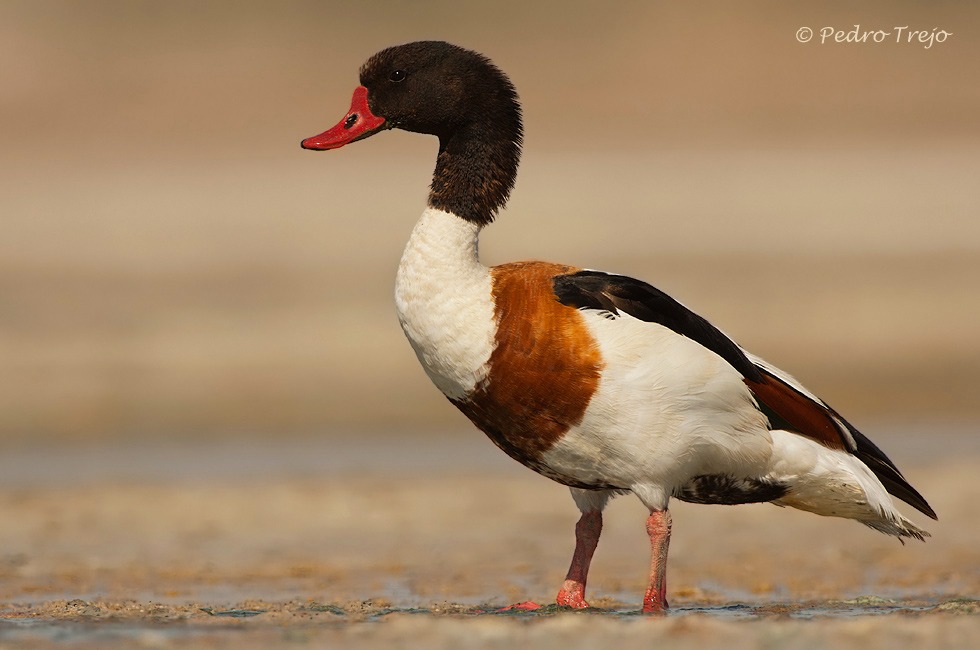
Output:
(3, 599), (980, 650)
(1, 434), (978, 648)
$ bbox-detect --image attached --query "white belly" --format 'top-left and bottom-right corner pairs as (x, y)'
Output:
(540, 309), (774, 508)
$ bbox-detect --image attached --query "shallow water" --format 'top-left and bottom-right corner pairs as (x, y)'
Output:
(2, 422), (976, 488)
(1, 430), (976, 648)
(1, 597), (977, 650)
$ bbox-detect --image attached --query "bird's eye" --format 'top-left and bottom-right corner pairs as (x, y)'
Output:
(389, 70), (406, 82)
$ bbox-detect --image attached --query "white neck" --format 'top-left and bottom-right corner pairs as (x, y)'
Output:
(394, 208), (496, 400)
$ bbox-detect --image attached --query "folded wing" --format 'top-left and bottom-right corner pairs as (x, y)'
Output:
(552, 270), (937, 521)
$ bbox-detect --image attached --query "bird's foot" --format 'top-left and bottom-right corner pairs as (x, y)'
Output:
(495, 601), (541, 611)
(556, 579), (590, 608)
(642, 588), (669, 615)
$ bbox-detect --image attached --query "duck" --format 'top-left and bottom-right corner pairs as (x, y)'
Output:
(301, 40), (936, 613)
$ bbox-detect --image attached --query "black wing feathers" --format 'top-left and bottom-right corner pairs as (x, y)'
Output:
(552, 271), (761, 381)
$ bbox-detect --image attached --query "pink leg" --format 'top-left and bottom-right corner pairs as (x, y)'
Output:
(642, 509), (672, 614)
(555, 510), (603, 608)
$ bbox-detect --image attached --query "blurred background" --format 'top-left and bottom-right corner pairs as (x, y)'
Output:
(2, 0), (978, 448)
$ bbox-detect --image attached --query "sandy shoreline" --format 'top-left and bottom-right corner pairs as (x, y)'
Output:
(2, 598), (980, 650)
(1, 434), (977, 648)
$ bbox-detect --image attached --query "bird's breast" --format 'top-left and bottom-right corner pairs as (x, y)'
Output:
(451, 261), (606, 479)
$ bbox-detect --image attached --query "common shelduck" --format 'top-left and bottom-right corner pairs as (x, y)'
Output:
(301, 41), (936, 613)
